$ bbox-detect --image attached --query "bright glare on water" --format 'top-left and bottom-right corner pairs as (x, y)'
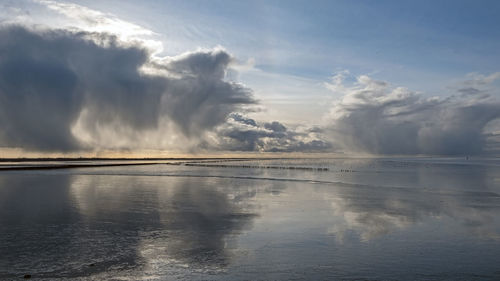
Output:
(1, 157), (500, 280)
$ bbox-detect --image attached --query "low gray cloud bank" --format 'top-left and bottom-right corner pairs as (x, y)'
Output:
(0, 25), (254, 152)
(325, 73), (500, 155)
(205, 113), (332, 152)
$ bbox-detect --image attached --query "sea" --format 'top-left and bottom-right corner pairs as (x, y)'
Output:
(0, 157), (499, 280)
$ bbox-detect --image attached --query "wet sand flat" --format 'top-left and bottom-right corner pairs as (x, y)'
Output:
(1, 158), (500, 280)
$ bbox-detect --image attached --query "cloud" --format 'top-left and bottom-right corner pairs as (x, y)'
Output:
(1, 11), (499, 156)
(324, 72), (500, 155)
(204, 113), (332, 152)
(159, 50), (255, 137)
(0, 25), (254, 152)
(35, 0), (155, 39)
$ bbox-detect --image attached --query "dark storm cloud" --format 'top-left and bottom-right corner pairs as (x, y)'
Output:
(209, 113), (332, 152)
(325, 74), (500, 155)
(160, 50), (255, 137)
(0, 25), (254, 151)
(0, 27), (84, 150)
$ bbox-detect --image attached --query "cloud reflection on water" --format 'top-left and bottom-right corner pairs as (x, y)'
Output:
(1, 159), (500, 279)
(70, 175), (257, 276)
(326, 159), (500, 242)
(0, 173), (257, 279)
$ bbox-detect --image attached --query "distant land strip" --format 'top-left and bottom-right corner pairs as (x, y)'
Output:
(0, 157), (305, 163)
(0, 157), (256, 162)
(0, 162), (161, 171)
(0, 157), (309, 171)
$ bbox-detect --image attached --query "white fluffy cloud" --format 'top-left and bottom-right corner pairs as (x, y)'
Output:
(324, 72), (500, 155)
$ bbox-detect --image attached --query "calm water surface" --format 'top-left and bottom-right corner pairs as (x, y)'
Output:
(1, 158), (500, 280)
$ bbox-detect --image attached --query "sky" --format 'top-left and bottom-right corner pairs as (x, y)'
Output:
(0, 0), (499, 157)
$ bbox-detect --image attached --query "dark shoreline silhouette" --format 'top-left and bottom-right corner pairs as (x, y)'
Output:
(0, 157), (297, 171)
(0, 157), (256, 162)
(0, 162), (160, 171)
